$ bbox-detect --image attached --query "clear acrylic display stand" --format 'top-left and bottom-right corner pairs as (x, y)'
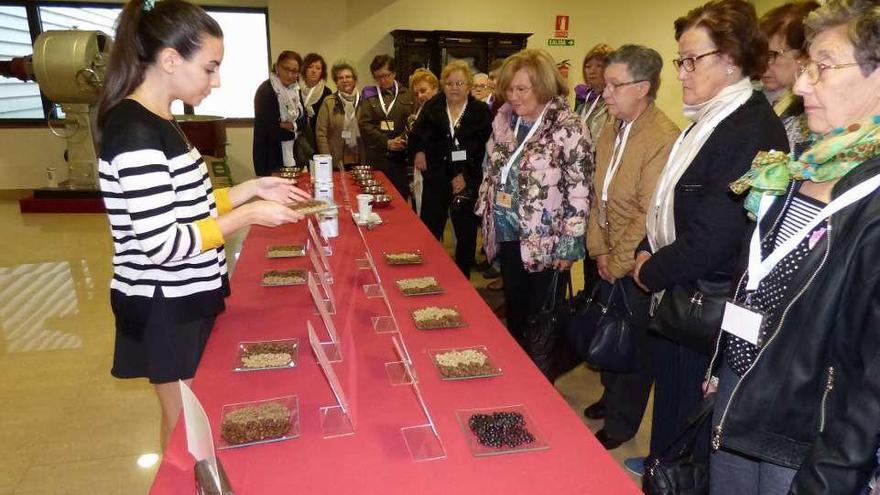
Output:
(399, 361), (446, 461)
(307, 272), (341, 362)
(308, 217), (333, 258)
(371, 290), (400, 334)
(308, 323), (355, 438)
(335, 163), (352, 210)
(308, 247), (336, 315)
(357, 250), (384, 299)
(385, 335), (417, 386)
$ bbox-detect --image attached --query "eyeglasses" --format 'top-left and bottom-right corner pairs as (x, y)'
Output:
(505, 85), (532, 96)
(604, 80), (647, 93)
(373, 71), (395, 80)
(768, 47), (797, 64)
(472, 83), (489, 89)
(277, 65), (299, 75)
(797, 59), (860, 84)
(444, 80), (467, 88)
(672, 50), (720, 72)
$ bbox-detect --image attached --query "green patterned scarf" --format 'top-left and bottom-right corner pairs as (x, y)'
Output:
(731, 114), (880, 218)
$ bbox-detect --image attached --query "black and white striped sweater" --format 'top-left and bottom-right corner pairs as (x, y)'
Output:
(99, 99), (229, 325)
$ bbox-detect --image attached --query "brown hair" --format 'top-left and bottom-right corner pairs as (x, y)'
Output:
(97, 0), (222, 127)
(440, 60), (473, 88)
(330, 59), (358, 83)
(496, 49), (568, 105)
(274, 50), (302, 72)
(760, 1), (820, 51)
(582, 43), (615, 71)
(674, 0), (768, 78)
(370, 54), (395, 74)
(409, 68), (438, 92)
(303, 52), (327, 81)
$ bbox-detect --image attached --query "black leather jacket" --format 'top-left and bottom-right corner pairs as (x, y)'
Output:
(707, 156), (880, 494)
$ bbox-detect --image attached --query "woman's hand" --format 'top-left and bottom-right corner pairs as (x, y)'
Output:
(414, 151), (428, 171)
(279, 122), (295, 132)
(387, 136), (406, 151)
(553, 259), (574, 271)
(451, 174), (465, 194)
(254, 177), (311, 204)
(633, 250), (652, 292)
(245, 200), (304, 227)
(702, 376), (719, 398)
(596, 254), (616, 283)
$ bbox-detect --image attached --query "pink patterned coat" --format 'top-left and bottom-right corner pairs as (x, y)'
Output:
(476, 97), (593, 272)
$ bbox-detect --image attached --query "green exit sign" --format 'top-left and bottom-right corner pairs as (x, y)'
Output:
(547, 38), (575, 46)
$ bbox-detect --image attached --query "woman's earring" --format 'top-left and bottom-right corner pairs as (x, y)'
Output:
(726, 66), (734, 75)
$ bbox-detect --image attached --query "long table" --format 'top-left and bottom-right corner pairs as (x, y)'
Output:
(150, 173), (641, 494)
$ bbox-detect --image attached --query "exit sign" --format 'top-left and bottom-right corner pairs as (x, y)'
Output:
(548, 38), (575, 47)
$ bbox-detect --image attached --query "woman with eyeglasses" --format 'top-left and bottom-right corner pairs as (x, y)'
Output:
(702, 0), (880, 492)
(630, 0), (788, 475)
(408, 61), (491, 277)
(253, 50), (308, 176)
(759, 1), (820, 157)
(582, 45), (680, 451)
(315, 60), (364, 169)
(475, 49), (591, 366)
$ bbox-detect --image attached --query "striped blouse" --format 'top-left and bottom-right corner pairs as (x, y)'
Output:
(98, 99), (231, 324)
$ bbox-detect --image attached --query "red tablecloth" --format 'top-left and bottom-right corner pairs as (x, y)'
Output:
(150, 173), (641, 495)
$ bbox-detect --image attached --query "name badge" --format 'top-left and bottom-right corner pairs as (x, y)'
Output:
(451, 150), (467, 162)
(495, 191), (513, 208)
(341, 130), (353, 139)
(721, 300), (764, 345)
(380, 120), (395, 131)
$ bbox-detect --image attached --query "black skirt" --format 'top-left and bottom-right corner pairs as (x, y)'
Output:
(111, 290), (217, 384)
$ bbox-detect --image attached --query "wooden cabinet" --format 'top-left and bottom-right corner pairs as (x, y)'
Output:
(390, 30), (531, 82)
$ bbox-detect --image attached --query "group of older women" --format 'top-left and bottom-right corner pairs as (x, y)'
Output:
(248, 0), (880, 491)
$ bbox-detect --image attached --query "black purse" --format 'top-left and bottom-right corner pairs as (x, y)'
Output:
(523, 271), (577, 382)
(585, 281), (635, 372)
(643, 395), (715, 495)
(565, 281), (635, 372)
(648, 277), (729, 355)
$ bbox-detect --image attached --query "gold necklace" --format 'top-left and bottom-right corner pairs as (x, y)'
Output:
(168, 119), (194, 151)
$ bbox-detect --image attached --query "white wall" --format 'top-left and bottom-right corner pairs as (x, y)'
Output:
(2, 0), (777, 189)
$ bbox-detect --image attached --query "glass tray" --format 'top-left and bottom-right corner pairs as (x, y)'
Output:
(218, 395), (300, 450)
(396, 277), (443, 296)
(428, 345), (502, 381)
(266, 244), (306, 258)
(234, 338), (299, 372)
(261, 269), (307, 286)
(411, 306), (466, 330)
(455, 404), (549, 456)
(382, 250), (423, 265)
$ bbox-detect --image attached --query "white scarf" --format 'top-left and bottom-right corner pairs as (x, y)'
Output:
(303, 80), (326, 118)
(647, 78), (753, 252)
(337, 89), (360, 147)
(269, 73), (303, 128)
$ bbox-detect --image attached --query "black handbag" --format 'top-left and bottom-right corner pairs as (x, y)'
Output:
(523, 271), (577, 382)
(585, 281), (635, 372)
(648, 277), (729, 355)
(643, 395), (715, 495)
(565, 281), (635, 372)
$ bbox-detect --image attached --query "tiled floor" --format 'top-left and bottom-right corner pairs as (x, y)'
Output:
(0, 191), (649, 494)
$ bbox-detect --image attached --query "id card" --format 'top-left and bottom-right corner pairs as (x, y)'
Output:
(721, 300), (765, 345)
(380, 120), (395, 131)
(341, 130), (353, 140)
(496, 191), (512, 208)
(451, 150), (467, 162)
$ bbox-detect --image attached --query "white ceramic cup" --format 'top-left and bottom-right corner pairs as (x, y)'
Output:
(356, 194), (372, 218)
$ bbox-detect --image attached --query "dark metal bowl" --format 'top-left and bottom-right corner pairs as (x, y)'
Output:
(362, 185), (386, 195)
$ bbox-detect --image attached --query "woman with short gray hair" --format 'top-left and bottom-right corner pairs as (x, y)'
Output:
(704, 0), (880, 492)
(316, 60), (363, 168)
(582, 44), (680, 450)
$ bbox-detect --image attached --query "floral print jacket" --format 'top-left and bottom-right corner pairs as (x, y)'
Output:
(476, 96), (593, 272)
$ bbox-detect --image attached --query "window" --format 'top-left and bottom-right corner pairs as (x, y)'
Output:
(0, 2), (269, 122)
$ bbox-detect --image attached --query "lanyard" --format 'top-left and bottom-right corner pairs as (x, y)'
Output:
(601, 121), (633, 203)
(745, 173), (880, 291)
(500, 103), (549, 184)
(446, 100), (468, 148)
(376, 81), (399, 119)
(580, 90), (601, 126)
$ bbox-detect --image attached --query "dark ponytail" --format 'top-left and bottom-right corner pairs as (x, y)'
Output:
(97, 0), (222, 127)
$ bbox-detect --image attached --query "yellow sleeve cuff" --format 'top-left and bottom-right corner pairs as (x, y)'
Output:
(214, 187), (233, 215)
(195, 218), (225, 252)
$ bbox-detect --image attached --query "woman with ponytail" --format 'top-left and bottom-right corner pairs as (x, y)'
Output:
(97, 0), (309, 449)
